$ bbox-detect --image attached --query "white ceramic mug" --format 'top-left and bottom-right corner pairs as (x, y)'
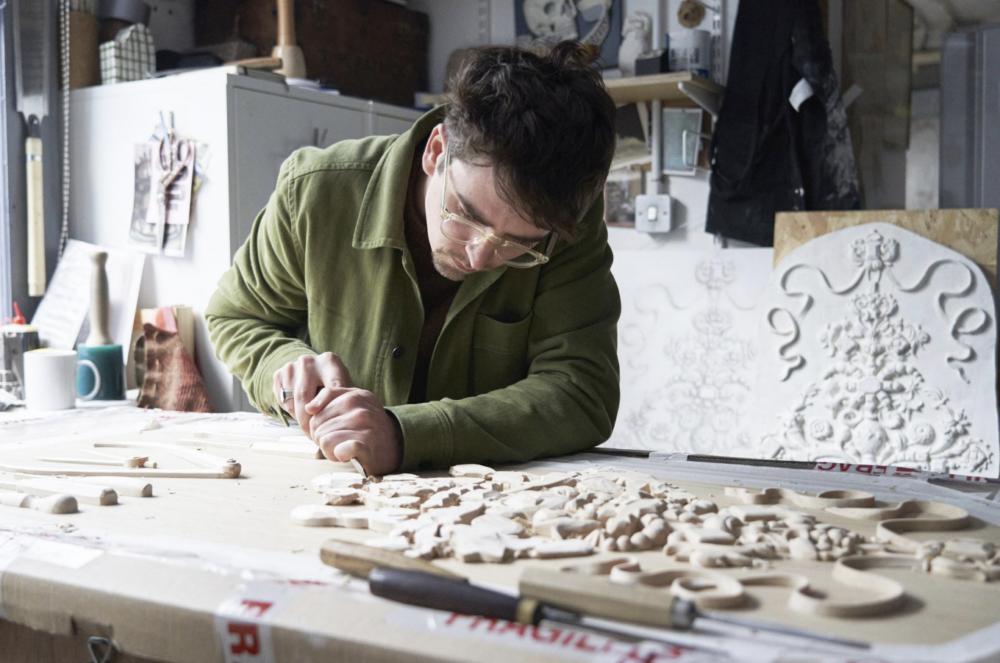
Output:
(24, 349), (100, 411)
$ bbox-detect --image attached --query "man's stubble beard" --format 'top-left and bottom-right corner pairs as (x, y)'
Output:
(431, 250), (469, 282)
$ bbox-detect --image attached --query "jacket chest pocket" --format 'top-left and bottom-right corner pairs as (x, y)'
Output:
(472, 312), (532, 394)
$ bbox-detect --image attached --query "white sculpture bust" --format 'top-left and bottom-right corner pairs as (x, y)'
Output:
(619, 11), (653, 77)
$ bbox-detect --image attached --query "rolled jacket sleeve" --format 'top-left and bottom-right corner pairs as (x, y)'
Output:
(389, 199), (621, 471)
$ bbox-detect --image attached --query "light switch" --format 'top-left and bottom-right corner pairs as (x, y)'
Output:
(634, 194), (673, 234)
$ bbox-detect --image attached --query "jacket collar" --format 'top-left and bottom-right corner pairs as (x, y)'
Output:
(353, 106), (510, 323)
(353, 107), (446, 251)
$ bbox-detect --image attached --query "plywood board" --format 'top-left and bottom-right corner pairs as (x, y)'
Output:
(774, 208), (999, 287)
(1, 411), (999, 662)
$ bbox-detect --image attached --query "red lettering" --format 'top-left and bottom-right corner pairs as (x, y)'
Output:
(445, 613), (465, 626)
(531, 626), (561, 643)
(574, 634), (598, 652)
(839, 463), (852, 471)
(227, 622), (260, 655)
(815, 462), (836, 471)
(561, 630), (576, 645)
(855, 465), (874, 474)
(467, 617), (499, 632)
(239, 600), (273, 618)
(498, 622), (528, 637)
(873, 465), (887, 475)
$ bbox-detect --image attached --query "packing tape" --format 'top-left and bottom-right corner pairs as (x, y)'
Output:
(213, 581), (302, 663)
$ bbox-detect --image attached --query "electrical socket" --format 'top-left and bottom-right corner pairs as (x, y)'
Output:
(634, 194), (673, 234)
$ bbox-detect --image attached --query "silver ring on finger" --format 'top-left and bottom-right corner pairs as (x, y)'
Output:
(280, 387), (293, 403)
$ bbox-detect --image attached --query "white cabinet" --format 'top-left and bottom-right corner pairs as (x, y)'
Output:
(69, 68), (422, 412)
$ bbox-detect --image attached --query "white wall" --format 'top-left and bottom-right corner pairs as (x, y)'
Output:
(68, 71), (234, 411)
(410, 0), (730, 93)
(408, 0), (741, 252)
(906, 88), (940, 210)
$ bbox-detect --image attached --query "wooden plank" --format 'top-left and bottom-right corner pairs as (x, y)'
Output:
(773, 209), (999, 287)
(1, 421), (999, 653)
(604, 72), (723, 105)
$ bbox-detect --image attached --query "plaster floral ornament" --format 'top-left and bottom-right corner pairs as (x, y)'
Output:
(607, 248), (773, 455)
(750, 224), (998, 477)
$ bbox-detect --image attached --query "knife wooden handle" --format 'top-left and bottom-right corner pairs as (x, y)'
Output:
(320, 540), (463, 580)
(26, 136), (45, 297)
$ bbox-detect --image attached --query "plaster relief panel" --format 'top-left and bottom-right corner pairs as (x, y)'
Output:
(750, 223), (998, 477)
(605, 248), (774, 454)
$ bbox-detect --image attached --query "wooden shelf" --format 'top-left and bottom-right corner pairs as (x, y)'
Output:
(604, 71), (723, 106)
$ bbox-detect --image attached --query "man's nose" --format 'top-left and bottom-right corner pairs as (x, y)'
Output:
(466, 242), (494, 271)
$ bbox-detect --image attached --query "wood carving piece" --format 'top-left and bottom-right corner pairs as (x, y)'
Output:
(471, 514), (525, 538)
(532, 539), (595, 559)
(0, 488), (78, 514)
(726, 486), (875, 509)
(311, 473), (364, 493)
(323, 489), (361, 506)
(450, 464), (495, 478)
(0, 476), (118, 506)
(291, 505), (373, 528)
(252, 439), (323, 459)
(367, 508), (420, 533)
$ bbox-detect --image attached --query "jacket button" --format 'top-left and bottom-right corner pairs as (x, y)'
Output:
(268, 406), (277, 415)
(392, 346), (405, 359)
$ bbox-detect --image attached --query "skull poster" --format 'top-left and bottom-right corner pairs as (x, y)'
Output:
(514, 0), (622, 68)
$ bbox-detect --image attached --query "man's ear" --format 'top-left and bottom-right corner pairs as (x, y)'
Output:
(422, 124), (446, 177)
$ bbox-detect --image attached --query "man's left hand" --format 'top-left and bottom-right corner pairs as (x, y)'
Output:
(304, 388), (403, 475)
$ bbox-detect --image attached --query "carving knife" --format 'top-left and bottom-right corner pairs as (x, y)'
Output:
(368, 567), (869, 651)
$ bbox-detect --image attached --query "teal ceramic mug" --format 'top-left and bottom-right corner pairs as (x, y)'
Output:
(77, 344), (126, 401)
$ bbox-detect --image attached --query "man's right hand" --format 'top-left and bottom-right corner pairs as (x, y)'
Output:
(273, 352), (354, 435)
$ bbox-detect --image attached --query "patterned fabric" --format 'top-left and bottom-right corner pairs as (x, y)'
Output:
(137, 323), (214, 413)
(99, 24), (155, 85)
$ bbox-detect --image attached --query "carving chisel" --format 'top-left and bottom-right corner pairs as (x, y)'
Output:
(520, 566), (869, 649)
(369, 567), (869, 651)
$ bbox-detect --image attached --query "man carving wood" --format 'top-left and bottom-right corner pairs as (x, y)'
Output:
(206, 43), (620, 475)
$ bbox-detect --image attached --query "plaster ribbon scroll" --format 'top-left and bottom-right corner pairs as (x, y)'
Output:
(213, 581), (301, 663)
(750, 223), (999, 478)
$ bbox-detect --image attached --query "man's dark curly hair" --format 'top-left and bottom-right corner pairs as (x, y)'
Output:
(443, 42), (617, 242)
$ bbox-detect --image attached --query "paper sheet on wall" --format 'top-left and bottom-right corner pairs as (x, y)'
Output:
(31, 240), (145, 361)
(605, 247), (773, 454)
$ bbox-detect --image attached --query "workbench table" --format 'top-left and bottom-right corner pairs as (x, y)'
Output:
(1, 407), (999, 663)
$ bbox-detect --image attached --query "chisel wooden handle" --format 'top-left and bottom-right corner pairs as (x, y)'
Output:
(26, 135), (45, 297)
(320, 540), (463, 580)
(519, 566), (696, 629)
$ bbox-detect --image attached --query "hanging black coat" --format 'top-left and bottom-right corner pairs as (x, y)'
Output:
(706, 0), (860, 247)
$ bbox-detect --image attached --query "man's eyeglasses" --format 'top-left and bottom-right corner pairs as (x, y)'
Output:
(439, 148), (556, 268)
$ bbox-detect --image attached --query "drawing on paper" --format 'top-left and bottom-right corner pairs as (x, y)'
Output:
(606, 249), (774, 454)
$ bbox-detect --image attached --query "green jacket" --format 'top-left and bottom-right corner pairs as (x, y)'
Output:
(205, 109), (621, 472)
